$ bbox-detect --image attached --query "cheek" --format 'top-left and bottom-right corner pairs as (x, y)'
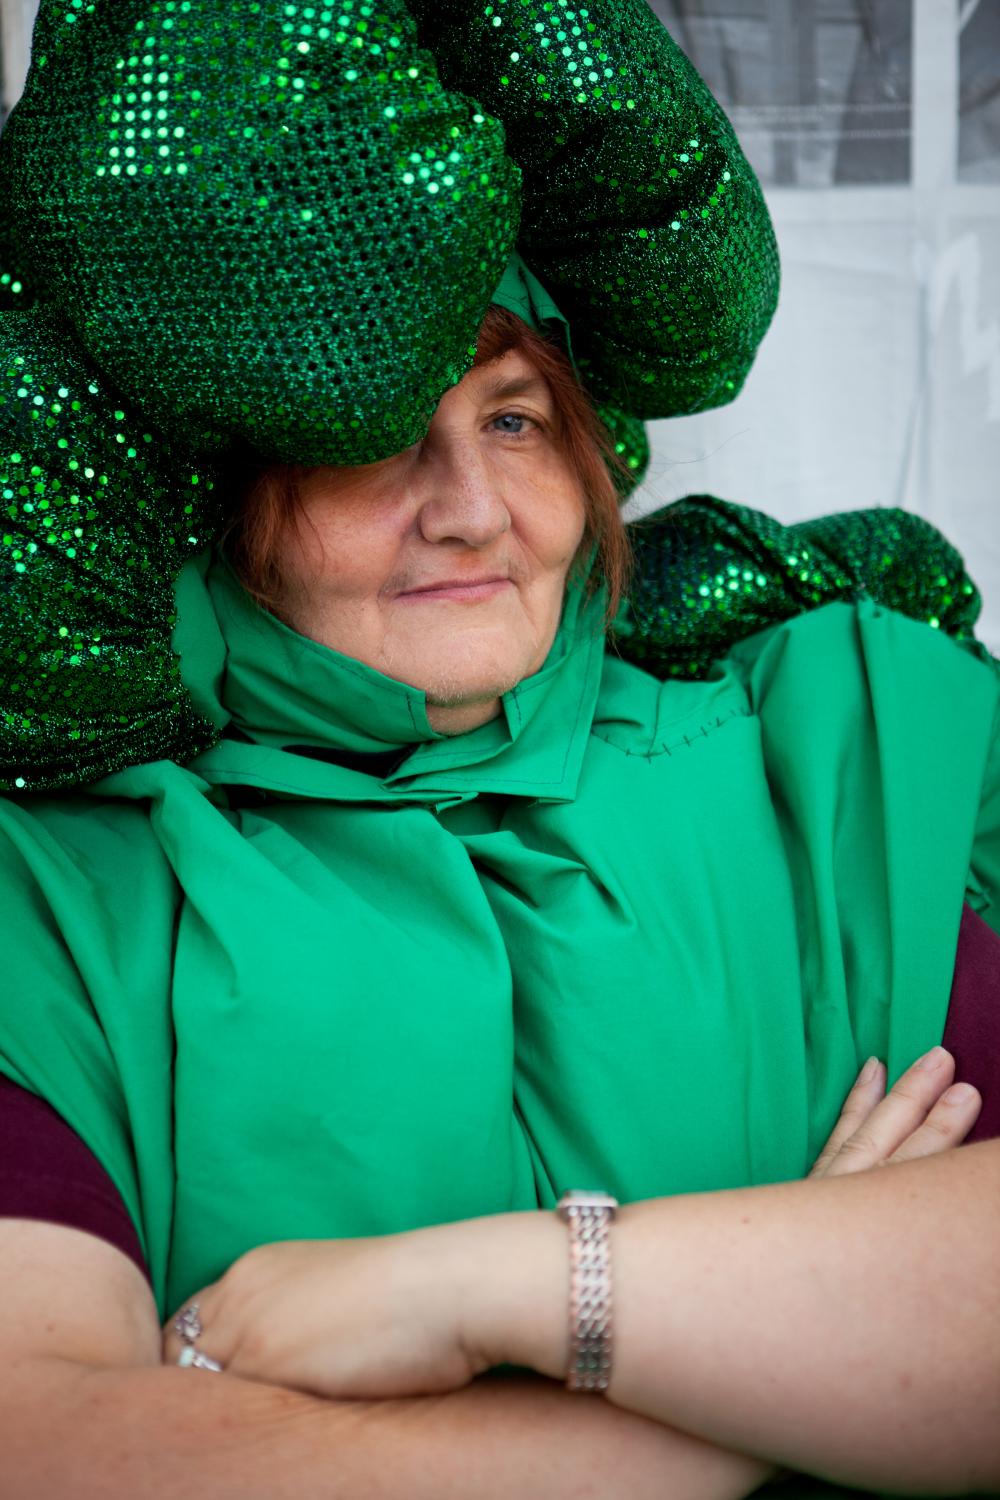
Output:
(281, 500), (394, 605)
(507, 447), (585, 550)
(528, 484), (587, 571)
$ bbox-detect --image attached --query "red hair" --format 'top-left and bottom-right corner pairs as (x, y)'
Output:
(228, 304), (633, 622)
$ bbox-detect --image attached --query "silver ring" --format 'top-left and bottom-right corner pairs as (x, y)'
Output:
(178, 1345), (224, 1371)
(174, 1301), (224, 1373)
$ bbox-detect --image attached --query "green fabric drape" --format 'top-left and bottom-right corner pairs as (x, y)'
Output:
(0, 554), (996, 1328)
(1, 553), (998, 1497)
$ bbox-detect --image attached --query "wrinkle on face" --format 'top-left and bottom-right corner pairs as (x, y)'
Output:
(268, 349), (587, 734)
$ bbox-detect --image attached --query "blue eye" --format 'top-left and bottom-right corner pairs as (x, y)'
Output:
(491, 411), (537, 440)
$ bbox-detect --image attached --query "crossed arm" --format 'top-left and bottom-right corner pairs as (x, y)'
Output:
(0, 1225), (773, 1500)
(2, 1052), (997, 1499)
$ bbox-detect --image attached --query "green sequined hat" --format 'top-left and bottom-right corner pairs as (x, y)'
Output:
(3, 1), (780, 458)
(0, 1), (981, 793)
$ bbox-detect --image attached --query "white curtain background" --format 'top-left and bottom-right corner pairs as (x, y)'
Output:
(642, 0), (1000, 649)
(3, 0), (998, 646)
(0, 0), (34, 124)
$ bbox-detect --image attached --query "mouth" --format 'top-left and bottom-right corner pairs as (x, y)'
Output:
(396, 576), (513, 603)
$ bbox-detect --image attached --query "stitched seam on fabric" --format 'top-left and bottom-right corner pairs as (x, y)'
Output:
(591, 705), (751, 759)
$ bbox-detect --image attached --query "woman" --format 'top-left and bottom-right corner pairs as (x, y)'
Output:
(3, 292), (999, 1498)
(1, 2), (998, 1496)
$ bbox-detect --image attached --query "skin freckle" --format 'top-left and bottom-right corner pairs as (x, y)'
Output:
(267, 348), (587, 736)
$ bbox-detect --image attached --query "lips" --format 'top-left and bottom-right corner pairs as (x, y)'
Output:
(400, 575), (509, 596)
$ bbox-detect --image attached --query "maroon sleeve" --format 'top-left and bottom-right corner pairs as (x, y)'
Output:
(0, 1073), (152, 1286)
(942, 904), (1000, 1143)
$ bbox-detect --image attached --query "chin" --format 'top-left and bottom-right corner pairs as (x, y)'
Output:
(420, 665), (524, 708)
(406, 648), (531, 705)
(383, 623), (547, 704)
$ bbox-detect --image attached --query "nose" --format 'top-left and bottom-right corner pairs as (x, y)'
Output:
(415, 441), (512, 548)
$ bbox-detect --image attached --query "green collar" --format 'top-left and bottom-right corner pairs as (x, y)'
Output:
(168, 548), (607, 806)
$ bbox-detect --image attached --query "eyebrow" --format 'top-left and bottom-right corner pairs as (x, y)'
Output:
(477, 372), (552, 403)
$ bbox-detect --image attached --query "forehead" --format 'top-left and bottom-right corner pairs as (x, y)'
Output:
(462, 347), (552, 403)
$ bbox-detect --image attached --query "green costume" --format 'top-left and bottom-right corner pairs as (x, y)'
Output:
(0, 0), (982, 794)
(1, 550), (997, 1324)
(0, 0), (783, 789)
(2, 9), (998, 1498)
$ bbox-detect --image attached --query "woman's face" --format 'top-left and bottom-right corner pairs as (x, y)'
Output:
(269, 347), (588, 734)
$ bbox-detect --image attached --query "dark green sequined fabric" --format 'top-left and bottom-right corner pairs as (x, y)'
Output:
(0, 0), (782, 790)
(408, 0), (781, 419)
(0, 0), (519, 464)
(2, 0), (779, 463)
(0, 236), (33, 313)
(0, 1), (980, 793)
(614, 496), (987, 678)
(0, 308), (223, 788)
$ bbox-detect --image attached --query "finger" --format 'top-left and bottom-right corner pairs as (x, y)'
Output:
(809, 1057), (886, 1178)
(888, 1081), (983, 1164)
(823, 1046), (957, 1176)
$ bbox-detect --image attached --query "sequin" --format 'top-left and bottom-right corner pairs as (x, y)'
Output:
(1, 0), (781, 471)
(1, 1), (522, 465)
(408, 0), (780, 416)
(616, 497), (986, 679)
(5, 1), (926, 796)
(0, 309), (221, 788)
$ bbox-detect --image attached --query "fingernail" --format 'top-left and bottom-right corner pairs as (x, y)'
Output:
(918, 1045), (949, 1071)
(943, 1083), (977, 1105)
(858, 1056), (881, 1084)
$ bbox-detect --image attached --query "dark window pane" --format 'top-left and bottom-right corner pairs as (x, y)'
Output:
(650, 0), (912, 187)
(959, 0), (1000, 182)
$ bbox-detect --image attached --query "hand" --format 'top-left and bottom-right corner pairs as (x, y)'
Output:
(809, 1045), (981, 1178)
(160, 1048), (983, 1404)
(162, 1220), (510, 1400)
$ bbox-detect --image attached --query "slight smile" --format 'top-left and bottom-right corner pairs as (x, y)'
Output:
(397, 578), (514, 603)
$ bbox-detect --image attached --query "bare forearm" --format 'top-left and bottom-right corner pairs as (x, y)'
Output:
(4, 1360), (774, 1500)
(492, 1142), (1000, 1493)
